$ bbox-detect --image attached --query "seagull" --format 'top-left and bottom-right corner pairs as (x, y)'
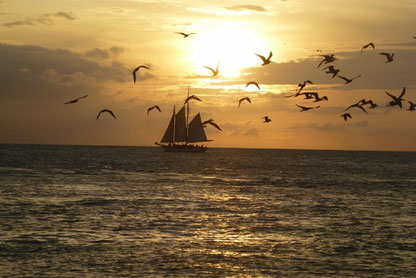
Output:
(246, 81), (260, 90)
(175, 32), (195, 38)
(204, 63), (219, 76)
(359, 99), (378, 109)
(317, 54), (336, 68)
(147, 105), (161, 116)
(201, 119), (222, 131)
(184, 95), (202, 104)
(96, 109), (116, 120)
(299, 92), (318, 99)
(361, 42), (375, 54)
(64, 94), (88, 104)
(379, 52), (394, 63)
(341, 113), (352, 121)
(284, 80), (314, 98)
(263, 116), (272, 123)
(133, 65), (150, 83)
(255, 51), (272, 66)
(408, 101), (416, 111)
(296, 104), (320, 112)
(344, 102), (368, 114)
(312, 95), (328, 102)
(385, 87), (406, 108)
(337, 74), (361, 84)
(322, 65), (340, 78)
(238, 97), (251, 108)
(298, 80), (313, 92)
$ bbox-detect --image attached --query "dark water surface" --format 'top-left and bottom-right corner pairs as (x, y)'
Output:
(0, 144), (415, 277)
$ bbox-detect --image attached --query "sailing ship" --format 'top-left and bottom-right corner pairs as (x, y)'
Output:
(155, 88), (211, 152)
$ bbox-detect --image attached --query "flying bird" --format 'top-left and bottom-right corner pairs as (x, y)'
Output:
(338, 74), (362, 84)
(296, 104), (320, 112)
(297, 79), (313, 94)
(407, 101), (416, 111)
(322, 65), (340, 78)
(147, 105), (161, 116)
(341, 113), (352, 121)
(175, 32), (195, 38)
(263, 116), (272, 123)
(299, 92), (318, 99)
(204, 63), (219, 76)
(317, 54), (336, 68)
(238, 97), (251, 108)
(361, 42), (375, 54)
(359, 99), (378, 109)
(64, 94), (88, 104)
(133, 65), (150, 83)
(284, 80), (313, 97)
(379, 52), (394, 63)
(96, 109), (116, 120)
(246, 81), (260, 90)
(201, 119), (222, 131)
(344, 102), (368, 114)
(255, 51), (272, 66)
(184, 95), (202, 104)
(312, 95), (328, 102)
(385, 87), (406, 108)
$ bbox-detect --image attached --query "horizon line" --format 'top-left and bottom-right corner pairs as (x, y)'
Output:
(0, 142), (415, 153)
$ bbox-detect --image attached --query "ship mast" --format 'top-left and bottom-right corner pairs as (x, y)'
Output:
(172, 105), (176, 143)
(186, 85), (190, 144)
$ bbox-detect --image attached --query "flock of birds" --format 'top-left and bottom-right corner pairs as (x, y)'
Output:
(63, 32), (416, 136)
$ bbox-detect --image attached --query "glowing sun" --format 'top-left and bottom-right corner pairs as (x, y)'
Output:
(190, 24), (268, 78)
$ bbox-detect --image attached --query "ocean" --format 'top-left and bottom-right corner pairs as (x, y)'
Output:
(0, 144), (415, 277)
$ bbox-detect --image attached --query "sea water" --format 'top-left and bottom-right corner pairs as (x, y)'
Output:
(0, 144), (415, 277)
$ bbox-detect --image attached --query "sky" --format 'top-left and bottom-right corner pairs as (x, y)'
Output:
(1, 0), (416, 151)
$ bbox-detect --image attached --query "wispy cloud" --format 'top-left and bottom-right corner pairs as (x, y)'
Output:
(225, 5), (267, 12)
(189, 5), (273, 16)
(2, 11), (76, 28)
(295, 121), (369, 132)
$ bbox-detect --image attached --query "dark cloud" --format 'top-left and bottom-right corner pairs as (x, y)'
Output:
(225, 5), (267, 12)
(109, 46), (125, 56)
(0, 43), (132, 101)
(85, 48), (111, 59)
(298, 121), (368, 132)
(1, 11), (76, 27)
(85, 46), (125, 60)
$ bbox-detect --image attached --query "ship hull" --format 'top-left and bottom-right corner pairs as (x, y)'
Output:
(156, 143), (207, 152)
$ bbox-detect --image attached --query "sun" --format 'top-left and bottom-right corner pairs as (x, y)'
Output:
(190, 23), (268, 78)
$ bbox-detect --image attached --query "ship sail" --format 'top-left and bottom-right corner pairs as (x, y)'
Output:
(156, 87), (211, 152)
(160, 112), (174, 143)
(174, 106), (187, 142)
(187, 113), (208, 142)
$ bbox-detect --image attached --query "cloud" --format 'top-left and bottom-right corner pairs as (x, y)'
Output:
(225, 5), (267, 12)
(242, 48), (416, 91)
(189, 5), (274, 16)
(244, 127), (260, 136)
(296, 120), (369, 132)
(53, 11), (76, 20)
(1, 11), (76, 27)
(85, 46), (125, 60)
(0, 43), (133, 101)
(85, 48), (111, 59)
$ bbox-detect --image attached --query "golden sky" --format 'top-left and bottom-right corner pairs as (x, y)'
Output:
(1, 0), (415, 151)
